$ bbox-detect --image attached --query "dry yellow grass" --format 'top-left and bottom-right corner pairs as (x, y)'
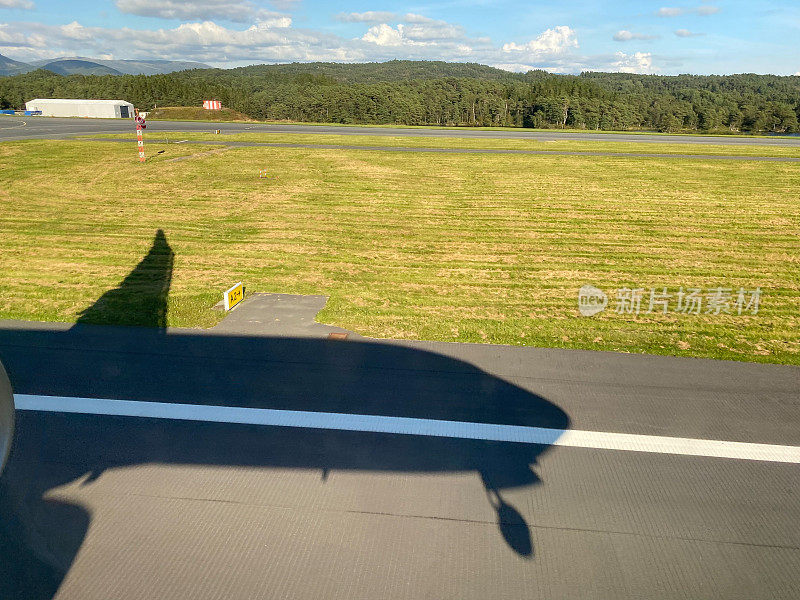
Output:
(0, 137), (798, 364)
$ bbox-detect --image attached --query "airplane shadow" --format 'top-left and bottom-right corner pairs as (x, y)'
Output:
(0, 230), (569, 599)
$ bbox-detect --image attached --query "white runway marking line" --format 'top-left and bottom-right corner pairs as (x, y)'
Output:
(14, 394), (800, 464)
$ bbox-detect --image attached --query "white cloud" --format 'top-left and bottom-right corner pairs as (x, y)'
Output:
(361, 18), (467, 47)
(0, 22), (45, 46)
(657, 5), (719, 17)
(0, 0), (34, 8)
(0, 17), (660, 74)
(402, 19), (465, 42)
(610, 51), (654, 73)
(0, 19), (325, 63)
(403, 13), (435, 24)
(59, 21), (94, 41)
(359, 13), (473, 53)
(115, 0), (288, 24)
(336, 11), (396, 24)
(794, 71), (800, 76)
(361, 23), (403, 46)
(674, 28), (704, 37)
(613, 30), (657, 41)
(502, 26), (578, 56)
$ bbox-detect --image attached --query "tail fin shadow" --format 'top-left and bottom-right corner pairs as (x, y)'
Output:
(75, 230), (173, 328)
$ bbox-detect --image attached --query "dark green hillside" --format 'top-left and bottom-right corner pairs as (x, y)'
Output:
(1, 61), (798, 133)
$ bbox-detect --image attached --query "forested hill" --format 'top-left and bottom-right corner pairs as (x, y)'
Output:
(225, 60), (518, 83)
(1, 60), (799, 133)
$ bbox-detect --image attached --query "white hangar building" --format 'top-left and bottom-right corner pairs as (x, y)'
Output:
(25, 98), (135, 119)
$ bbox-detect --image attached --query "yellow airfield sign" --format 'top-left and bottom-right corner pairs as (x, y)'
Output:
(224, 282), (244, 311)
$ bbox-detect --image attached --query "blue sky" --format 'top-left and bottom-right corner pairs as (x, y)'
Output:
(0, 0), (798, 74)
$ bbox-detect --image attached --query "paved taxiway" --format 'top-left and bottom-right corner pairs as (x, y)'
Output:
(2, 115), (800, 146)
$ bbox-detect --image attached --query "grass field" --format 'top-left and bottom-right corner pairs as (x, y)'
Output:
(1, 135), (798, 364)
(87, 131), (800, 158)
(145, 106), (253, 122)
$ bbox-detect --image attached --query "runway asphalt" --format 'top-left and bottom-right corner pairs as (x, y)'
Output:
(2, 115), (800, 146)
(0, 299), (798, 599)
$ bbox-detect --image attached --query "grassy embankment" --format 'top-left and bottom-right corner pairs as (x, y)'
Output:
(0, 136), (797, 364)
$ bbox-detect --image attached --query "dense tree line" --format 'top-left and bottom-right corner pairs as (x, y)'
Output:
(1, 61), (798, 133)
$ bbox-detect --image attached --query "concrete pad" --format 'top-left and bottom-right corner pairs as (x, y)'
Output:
(211, 293), (357, 339)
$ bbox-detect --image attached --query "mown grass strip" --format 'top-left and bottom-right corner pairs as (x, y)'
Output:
(0, 139), (797, 364)
(83, 131), (800, 158)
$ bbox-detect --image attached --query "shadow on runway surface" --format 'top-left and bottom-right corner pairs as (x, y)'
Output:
(0, 231), (569, 599)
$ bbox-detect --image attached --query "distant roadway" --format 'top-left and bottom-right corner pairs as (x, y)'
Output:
(2, 115), (800, 146)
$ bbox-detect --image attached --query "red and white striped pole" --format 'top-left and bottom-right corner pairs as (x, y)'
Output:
(136, 123), (145, 162)
(134, 108), (146, 162)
